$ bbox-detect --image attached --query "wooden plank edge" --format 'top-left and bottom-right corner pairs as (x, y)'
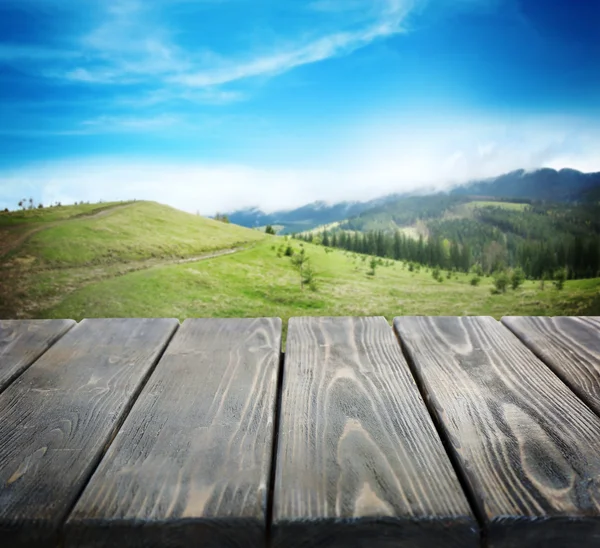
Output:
(272, 516), (479, 548)
(65, 516), (265, 548)
(0, 319), (77, 395)
(55, 319), (181, 548)
(488, 515), (600, 548)
(392, 316), (486, 547)
(500, 316), (600, 419)
(63, 317), (283, 548)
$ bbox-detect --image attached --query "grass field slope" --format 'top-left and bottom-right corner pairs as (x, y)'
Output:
(1, 201), (599, 321)
(1, 201), (264, 266)
(0, 201), (265, 316)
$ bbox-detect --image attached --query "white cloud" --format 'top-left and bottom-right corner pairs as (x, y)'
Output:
(2, 113), (599, 213)
(113, 88), (246, 108)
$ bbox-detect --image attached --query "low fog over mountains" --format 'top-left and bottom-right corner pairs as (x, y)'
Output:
(226, 168), (600, 234)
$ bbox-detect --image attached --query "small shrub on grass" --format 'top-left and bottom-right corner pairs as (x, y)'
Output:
(491, 271), (510, 294)
(368, 257), (378, 276)
(553, 268), (567, 290)
(471, 263), (484, 277)
(510, 267), (525, 290)
(303, 262), (318, 291)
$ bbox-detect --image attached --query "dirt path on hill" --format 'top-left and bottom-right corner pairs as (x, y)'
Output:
(168, 248), (240, 264)
(0, 203), (136, 259)
(0, 246), (246, 319)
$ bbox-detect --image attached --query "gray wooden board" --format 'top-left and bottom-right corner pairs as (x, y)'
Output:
(272, 316), (478, 548)
(0, 318), (178, 548)
(0, 319), (75, 393)
(394, 316), (600, 548)
(502, 316), (600, 417)
(65, 317), (282, 548)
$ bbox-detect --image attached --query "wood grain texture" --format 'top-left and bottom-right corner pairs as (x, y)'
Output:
(273, 316), (478, 548)
(0, 319), (75, 393)
(0, 318), (178, 548)
(65, 317), (282, 548)
(502, 316), (600, 417)
(394, 316), (600, 548)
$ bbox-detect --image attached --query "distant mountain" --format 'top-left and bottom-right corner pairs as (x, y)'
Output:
(451, 168), (600, 201)
(226, 196), (401, 234)
(225, 168), (600, 233)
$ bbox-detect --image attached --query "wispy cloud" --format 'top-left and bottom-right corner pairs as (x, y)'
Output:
(80, 114), (181, 132)
(4, 0), (414, 95)
(171, 10), (411, 87)
(0, 115), (185, 137)
(114, 88), (245, 108)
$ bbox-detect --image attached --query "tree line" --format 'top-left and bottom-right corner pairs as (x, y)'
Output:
(294, 228), (600, 280)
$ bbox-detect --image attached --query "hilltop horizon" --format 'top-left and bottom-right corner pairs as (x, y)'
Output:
(3, 165), (599, 217)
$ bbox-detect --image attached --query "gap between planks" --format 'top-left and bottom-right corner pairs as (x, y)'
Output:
(56, 321), (181, 548)
(265, 349), (285, 548)
(391, 325), (486, 547)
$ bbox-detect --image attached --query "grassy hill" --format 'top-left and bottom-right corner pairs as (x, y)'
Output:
(0, 201), (266, 316)
(44, 240), (600, 321)
(1, 200), (599, 322)
(2, 201), (264, 266)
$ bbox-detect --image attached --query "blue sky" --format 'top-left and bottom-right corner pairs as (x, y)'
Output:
(1, 0), (599, 213)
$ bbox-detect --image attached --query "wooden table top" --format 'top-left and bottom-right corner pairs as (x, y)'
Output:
(0, 316), (599, 548)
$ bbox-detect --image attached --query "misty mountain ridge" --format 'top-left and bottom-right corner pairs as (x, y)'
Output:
(226, 168), (600, 234)
(450, 168), (600, 201)
(226, 195), (403, 233)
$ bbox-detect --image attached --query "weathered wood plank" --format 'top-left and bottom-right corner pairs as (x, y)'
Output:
(394, 316), (600, 548)
(0, 318), (178, 548)
(502, 316), (600, 417)
(273, 316), (478, 548)
(0, 319), (75, 393)
(65, 317), (282, 548)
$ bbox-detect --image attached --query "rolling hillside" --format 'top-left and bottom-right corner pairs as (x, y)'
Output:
(1, 200), (599, 321)
(0, 201), (266, 317)
(1, 201), (264, 265)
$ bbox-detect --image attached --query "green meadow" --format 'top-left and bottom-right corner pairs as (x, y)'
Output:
(2, 201), (599, 323)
